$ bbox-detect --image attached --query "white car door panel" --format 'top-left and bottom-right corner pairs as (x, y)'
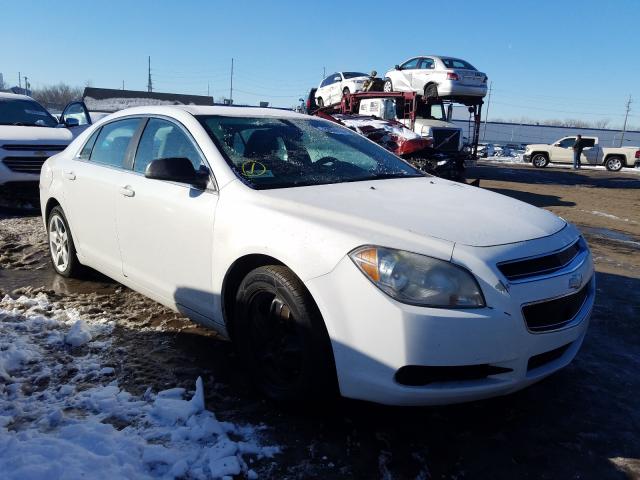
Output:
(64, 118), (141, 275)
(115, 118), (219, 322)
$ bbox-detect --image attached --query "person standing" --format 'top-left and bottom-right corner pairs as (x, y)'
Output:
(572, 134), (585, 169)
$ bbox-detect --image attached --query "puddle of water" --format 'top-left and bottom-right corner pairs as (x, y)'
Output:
(0, 266), (120, 295)
(580, 226), (640, 249)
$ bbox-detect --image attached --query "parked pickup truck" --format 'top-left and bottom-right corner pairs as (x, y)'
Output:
(523, 136), (640, 171)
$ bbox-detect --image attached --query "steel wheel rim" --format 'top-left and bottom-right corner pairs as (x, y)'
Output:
(384, 81), (391, 92)
(533, 155), (545, 167)
(609, 158), (621, 170)
(247, 291), (303, 389)
(49, 214), (69, 272)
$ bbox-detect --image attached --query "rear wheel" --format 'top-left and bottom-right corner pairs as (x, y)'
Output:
(605, 156), (624, 172)
(425, 83), (439, 99)
(317, 97), (324, 108)
(531, 153), (549, 168)
(47, 206), (82, 277)
(383, 79), (393, 92)
(233, 265), (336, 402)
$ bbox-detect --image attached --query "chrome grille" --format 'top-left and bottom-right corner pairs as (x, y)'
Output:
(2, 157), (48, 173)
(498, 240), (583, 281)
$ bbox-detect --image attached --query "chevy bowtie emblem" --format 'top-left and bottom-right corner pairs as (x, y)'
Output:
(568, 273), (583, 290)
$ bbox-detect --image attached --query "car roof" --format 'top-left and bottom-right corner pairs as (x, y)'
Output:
(0, 92), (37, 101)
(106, 104), (310, 120)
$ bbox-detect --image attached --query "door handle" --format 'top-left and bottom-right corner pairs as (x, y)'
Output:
(119, 185), (135, 197)
(63, 170), (76, 180)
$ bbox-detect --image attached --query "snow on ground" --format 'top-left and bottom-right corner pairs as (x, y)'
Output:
(0, 293), (279, 479)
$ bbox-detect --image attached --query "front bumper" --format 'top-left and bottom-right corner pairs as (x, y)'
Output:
(0, 159), (41, 186)
(306, 228), (594, 406)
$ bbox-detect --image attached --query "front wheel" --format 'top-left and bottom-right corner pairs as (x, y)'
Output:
(383, 79), (393, 92)
(47, 206), (82, 277)
(605, 156), (624, 172)
(233, 265), (336, 402)
(316, 97), (324, 108)
(342, 87), (350, 97)
(531, 153), (549, 168)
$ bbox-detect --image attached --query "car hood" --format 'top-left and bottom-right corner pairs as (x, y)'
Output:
(0, 125), (73, 144)
(525, 143), (549, 150)
(260, 177), (566, 248)
(414, 118), (460, 130)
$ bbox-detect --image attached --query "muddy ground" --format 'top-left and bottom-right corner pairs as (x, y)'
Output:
(1, 163), (639, 479)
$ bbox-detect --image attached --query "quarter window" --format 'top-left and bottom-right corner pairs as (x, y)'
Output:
(134, 118), (203, 174)
(89, 118), (141, 168)
(78, 128), (100, 160)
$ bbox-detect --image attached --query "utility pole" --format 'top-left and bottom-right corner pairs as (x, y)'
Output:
(24, 76), (29, 92)
(147, 56), (153, 93)
(619, 95), (632, 147)
(482, 81), (492, 141)
(18, 72), (21, 90)
(229, 58), (234, 104)
(207, 82), (210, 97)
(122, 80), (125, 90)
(323, 66), (326, 79)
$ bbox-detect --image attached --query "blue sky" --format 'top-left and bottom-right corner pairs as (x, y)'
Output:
(1, 0), (638, 127)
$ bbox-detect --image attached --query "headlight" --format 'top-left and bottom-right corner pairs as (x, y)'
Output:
(350, 246), (485, 308)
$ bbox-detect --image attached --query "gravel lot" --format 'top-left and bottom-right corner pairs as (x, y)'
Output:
(1, 163), (639, 479)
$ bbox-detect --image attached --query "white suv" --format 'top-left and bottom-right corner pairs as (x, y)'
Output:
(384, 56), (488, 100)
(41, 106), (594, 406)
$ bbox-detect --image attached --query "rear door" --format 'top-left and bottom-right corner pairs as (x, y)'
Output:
(115, 116), (219, 321)
(581, 138), (599, 164)
(63, 117), (142, 276)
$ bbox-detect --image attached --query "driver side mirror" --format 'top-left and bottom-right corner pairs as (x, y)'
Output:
(145, 157), (209, 189)
(63, 117), (80, 128)
(394, 64), (401, 70)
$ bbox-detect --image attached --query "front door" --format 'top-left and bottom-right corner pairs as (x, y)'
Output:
(552, 137), (576, 163)
(116, 117), (219, 321)
(63, 118), (142, 276)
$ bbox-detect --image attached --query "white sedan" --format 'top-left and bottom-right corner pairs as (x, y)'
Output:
(40, 106), (594, 406)
(315, 71), (369, 107)
(384, 56), (488, 100)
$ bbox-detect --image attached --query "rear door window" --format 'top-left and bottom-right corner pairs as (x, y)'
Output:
(89, 118), (141, 168)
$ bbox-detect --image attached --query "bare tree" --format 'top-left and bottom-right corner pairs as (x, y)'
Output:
(31, 83), (83, 110)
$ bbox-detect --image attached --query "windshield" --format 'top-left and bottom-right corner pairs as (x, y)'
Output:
(0, 98), (59, 127)
(440, 58), (477, 71)
(342, 72), (368, 79)
(415, 102), (447, 121)
(198, 116), (424, 189)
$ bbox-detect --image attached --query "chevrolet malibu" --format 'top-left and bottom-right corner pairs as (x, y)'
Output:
(40, 106), (594, 405)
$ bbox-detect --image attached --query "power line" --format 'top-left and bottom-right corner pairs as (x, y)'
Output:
(619, 95), (633, 146)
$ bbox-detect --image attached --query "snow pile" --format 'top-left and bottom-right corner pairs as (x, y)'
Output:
(0, 293), (279, 479)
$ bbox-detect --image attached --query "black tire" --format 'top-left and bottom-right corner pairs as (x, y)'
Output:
(233, 265), (336, 402)
(531, 153), (549, 168)
(47, 206), (82, 277)
(425, 83), (439, 99)
(383, 78), (393, 92)
(342, 87), (350, 97)
(316, 97), (324, 108)
(605, 156), (624, 172)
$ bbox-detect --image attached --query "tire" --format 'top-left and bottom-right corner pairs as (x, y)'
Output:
(531, 153), (549, 168)
(383, 79), (393, 92)
(316, 97), (324, 108)
(605, 156), (624, 172)
(342, 87), (350, 97)
(425, 83), (439, 99)
(47, 206), (82, 277)
(233, 265), (336, 402)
